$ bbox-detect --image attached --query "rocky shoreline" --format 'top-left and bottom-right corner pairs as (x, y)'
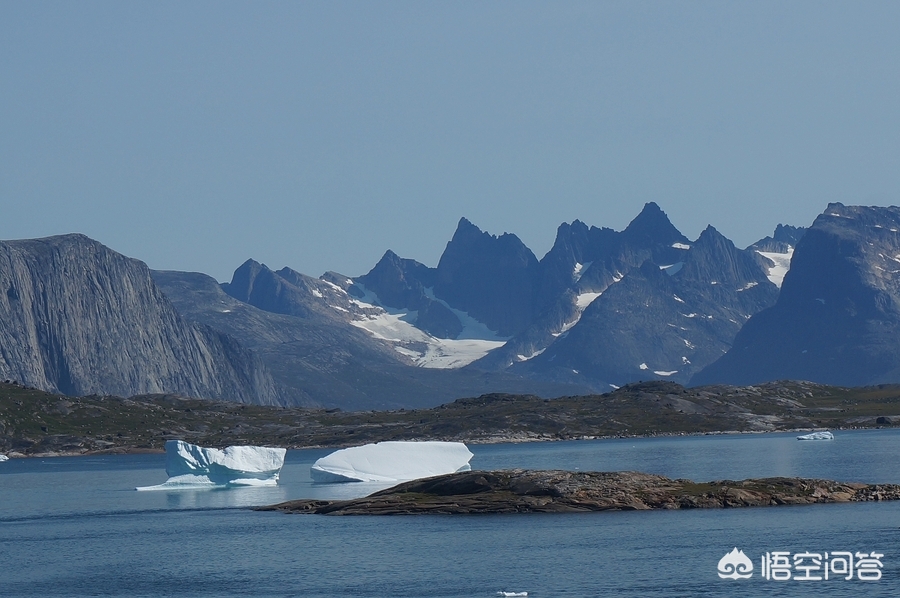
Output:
(5, 380), (900, 458)
(258, 469), (900, 515)
(0, 426), (847, 459)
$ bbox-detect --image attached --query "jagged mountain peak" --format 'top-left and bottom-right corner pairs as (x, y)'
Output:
(435, 219), (540, 337)
(622, 202), (689, 247)
(772, 224), (805, 245)
(450, 217), (534, 251)
(221, 258), (273, 303)
(703, 223), (719, 234)
(380, 248), (401, 262)
(692, 224), (738, 251)
(451, 216), (486, 242)
(274, 265), (306, 285)
(362, 250), (406, 278)
(749, 223), (806, 254)
(354, 249), (438, 315)
(678, 225), (772, 290)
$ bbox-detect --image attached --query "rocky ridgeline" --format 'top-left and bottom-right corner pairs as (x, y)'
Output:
(261, 469), (900, 515)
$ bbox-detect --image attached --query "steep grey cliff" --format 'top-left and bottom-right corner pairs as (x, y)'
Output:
(0, 234), (283, 404)
(693, 204), (900, 386)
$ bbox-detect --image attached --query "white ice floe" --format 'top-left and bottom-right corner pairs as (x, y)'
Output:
(136, 440), (286, 490)
(654, 370), (678, 376)
(310, 441), (474, 483)
(797, 431), (834, 441)
(497, 593), (528, 597)
(0, 454), (8, 462)
(672, 243), (691, 250)
(756, 248), (794, 288)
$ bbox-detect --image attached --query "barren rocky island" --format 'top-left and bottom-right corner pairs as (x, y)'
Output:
(259, 469), (900, 515)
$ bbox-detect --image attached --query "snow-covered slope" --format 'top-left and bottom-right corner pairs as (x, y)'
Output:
(756, 248), (794, 288)
(348, 285), (507, 368)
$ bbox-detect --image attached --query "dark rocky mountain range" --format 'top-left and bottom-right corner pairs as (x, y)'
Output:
(693, 203), (900, 387)
(512, 225), (779, 388)
(153, 266), (591, 410)
(346, 203), (784, 390)
(0, 235), (283, 405)
(14, 201), (900, 411)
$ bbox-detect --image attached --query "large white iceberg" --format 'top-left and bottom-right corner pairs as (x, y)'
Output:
(136, 440), (286, 490)
(310, 441), (474, 483)
(797, 431), (834, 441)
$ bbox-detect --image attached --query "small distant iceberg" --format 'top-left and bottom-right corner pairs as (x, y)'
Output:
(797, 431), (834, 441)
(497, 593), (528, 597)
(0, 454), (8, 462)
(311, 441), (474, 483)
(136, 440), (286, 491)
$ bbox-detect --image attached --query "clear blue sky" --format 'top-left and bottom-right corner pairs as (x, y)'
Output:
(2, 1), (899, 282)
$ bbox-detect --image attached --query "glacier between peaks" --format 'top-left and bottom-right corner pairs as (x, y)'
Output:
(136, 440), (286, 490)
(311, 441), (474, 483)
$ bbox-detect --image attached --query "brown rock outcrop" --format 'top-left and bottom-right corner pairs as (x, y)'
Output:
(259, 469), (900, 515)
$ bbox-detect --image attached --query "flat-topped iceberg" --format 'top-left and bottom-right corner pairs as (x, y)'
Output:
(311, 441), (474, 483)
(136, 440), (286, 490)
(797, 431), (834, 441)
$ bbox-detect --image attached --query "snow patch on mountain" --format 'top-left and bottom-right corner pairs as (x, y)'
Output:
(756, 248), (794, 288)
(573, 262), (593, 282)
(516, 348), (546, 362)
(348, 285), (507, 368)
(576, 291), (603, 310)
(660, 262), (684, 276)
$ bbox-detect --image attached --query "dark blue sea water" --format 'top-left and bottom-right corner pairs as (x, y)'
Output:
(2, 430), (899, 597)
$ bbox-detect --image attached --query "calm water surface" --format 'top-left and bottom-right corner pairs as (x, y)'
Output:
(1, 430), (899, 597)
